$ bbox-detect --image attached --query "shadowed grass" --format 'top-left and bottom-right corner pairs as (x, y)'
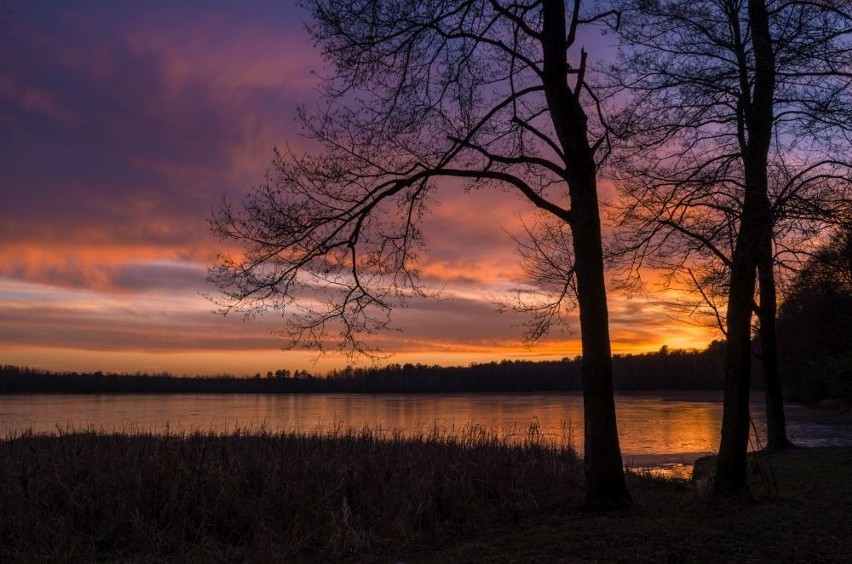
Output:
(0, 426), (581, 562)
(2, 428), (851, 562)
(422, 447), (852, 563)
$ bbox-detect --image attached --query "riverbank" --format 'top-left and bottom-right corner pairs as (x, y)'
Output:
(1, 430), (850, 562)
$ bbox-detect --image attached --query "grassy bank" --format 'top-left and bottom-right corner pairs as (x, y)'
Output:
(1, 430), (850, 562)
(0, 427), (581, 562)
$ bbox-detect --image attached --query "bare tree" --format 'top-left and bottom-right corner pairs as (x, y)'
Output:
(497, 212), (578, 344)
(606, 0), (852, 495)
(612, 156), (850, 445)
(209, 0), (630, 509)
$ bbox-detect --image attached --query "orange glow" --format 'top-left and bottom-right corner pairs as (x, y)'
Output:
(0, 201), (718, 374)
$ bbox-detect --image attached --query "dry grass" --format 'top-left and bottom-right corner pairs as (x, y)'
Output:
(0, 426), (581, 562)
(2, 428), (851, 562)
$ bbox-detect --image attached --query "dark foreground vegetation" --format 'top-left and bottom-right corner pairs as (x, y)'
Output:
(1, 430), (850, 562)
(0, 428), (578, 562)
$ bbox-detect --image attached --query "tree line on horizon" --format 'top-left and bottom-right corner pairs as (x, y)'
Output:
(1, 345), (716, 394)
(3, 345), (721, 394)
(3, 320), (847, 399)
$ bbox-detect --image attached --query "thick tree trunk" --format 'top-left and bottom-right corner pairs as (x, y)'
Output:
(714, 0), (776, 497)
(541, 0), (630, 509)
(758, 241), (793, 450)
(571, 175), (631, 509)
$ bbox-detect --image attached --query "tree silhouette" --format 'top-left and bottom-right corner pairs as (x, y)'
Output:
(778, 226), (852, 401)
(209, 0), (630, 509)
(611, 157), (849, 452)
(606, 0), (851, 495)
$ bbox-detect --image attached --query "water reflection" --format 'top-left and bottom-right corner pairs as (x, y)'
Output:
(2, 392), (850, 465)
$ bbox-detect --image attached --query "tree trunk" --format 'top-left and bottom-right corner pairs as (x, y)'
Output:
(541, 0), (630, 509)
(571, 173), (631, 509)
(758, 240), (793, 450)
(714, 236), (759, 496)
(714, 0), (776, 497)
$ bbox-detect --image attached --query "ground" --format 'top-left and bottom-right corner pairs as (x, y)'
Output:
(416, 448), (852, 563)
(0, 431), (849, 562)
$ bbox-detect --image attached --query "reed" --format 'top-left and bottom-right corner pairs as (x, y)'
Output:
(0, 425), (581, 561)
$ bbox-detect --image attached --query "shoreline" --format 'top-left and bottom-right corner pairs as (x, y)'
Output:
(4, 390), (851, 471)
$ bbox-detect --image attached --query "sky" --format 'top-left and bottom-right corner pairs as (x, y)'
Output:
(0, 1), (718, 376)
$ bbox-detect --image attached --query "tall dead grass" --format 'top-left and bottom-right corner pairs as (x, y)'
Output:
(0, 425), (581, 561)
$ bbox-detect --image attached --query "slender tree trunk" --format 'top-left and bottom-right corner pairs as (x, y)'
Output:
(541, 0), (630, 509)
(714, 0), (775, 497)
(715, 232), (759, 496)
(758, 240), (793, 450)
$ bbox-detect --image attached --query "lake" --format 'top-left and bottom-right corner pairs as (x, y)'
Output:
(2, 392), (850, 468)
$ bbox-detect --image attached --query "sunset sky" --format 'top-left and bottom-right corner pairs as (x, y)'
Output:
(0, 1), (717, 376)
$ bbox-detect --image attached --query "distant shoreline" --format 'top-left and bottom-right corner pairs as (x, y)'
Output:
(3, 349), (729, 394)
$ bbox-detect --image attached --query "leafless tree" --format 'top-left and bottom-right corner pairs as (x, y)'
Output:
(606, 0), (852, 495)
(496, 212), (579, 344)
(613, 154), (850, 440)
(209, 0), (630, 509)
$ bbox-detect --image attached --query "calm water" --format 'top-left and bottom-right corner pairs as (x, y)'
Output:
(2, 392), (850, 466)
